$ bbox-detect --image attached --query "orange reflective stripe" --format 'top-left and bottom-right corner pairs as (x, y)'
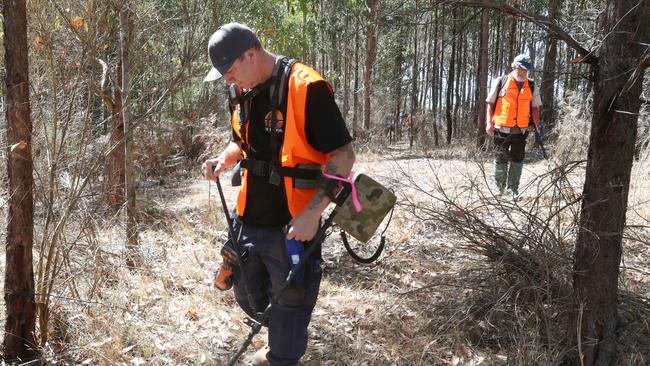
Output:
(493, 76), (533, 128)
(282, 64), (328, 217)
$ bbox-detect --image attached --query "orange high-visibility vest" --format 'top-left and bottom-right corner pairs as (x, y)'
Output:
(232, 63), (330, 218)
(492, 76), (533, 128)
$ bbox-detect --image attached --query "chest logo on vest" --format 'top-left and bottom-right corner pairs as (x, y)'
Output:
(264, 109), (285, 134)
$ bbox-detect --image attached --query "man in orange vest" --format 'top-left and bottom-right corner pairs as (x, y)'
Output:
(201, 23), (355, 366)
(485, 54), (542, 199)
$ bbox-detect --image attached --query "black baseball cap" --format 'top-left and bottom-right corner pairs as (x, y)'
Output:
(204, 23), (259, 82)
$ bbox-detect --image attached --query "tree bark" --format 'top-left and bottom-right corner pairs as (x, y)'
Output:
(342, 14), (350, 121)
(453, 10), (463, 138)
(3, 0), (38, 360)
(541, 0), (560, 133)
(392, 16), (406, 144)
(301, 6), (307, 62)
(566, 1), (650, 364)
(431, 12), (439, 147)
(108, 62), (125, 209)
(363, 0), (379, 132)
(507, 13), (517, 66)
(419, 18), (431, 111)
(493, 14), (501, 75)
(445, 8), (456, 145)
(476, 2), (489, 148)
(409, 10), (419, 149)
(96, 56), (125, 210)
(121, 0), (139, 267)
(353, 16), (360, 139)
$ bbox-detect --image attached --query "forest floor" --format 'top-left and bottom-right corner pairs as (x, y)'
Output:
(1, 139), (650, 365)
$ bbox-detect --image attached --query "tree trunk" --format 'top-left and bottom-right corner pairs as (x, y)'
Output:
(431, 12), (439, 147)
(108, 63), (125, 209)
(301, 7), (307, 61)
(409, 11), (419, 149)
(392, 19), (406, 144)
(528, 37), (537, 74)
(507, 12), (517, 64)
(342, 15), (350, 121)
(319, 0), (326, 72)
(353, 16), (360, 139)
(121, 0), (139, 268)
(476, 2), (489, 148)
(453, 11), (463, 138)
(3, 0), (38, 360)
(564, 48), (574, 96)
(393, 60), (402, 143)
(541, 0), (560, 132)
(436, 37), (444, 145)
(363, 0), (379, 132)
(566, 1), (650, 364)
(493, 15), (501, 75)
(419, 19), (431, 110)
(445, 9), (456, 145)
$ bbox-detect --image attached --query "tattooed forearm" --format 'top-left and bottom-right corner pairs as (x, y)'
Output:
(307, 189), (327, 210)
(324, 160), (339, 175)
(304, 143), (356, 211)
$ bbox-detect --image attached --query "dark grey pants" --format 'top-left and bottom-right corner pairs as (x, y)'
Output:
(494, 130), (528, 163)
(231, 219), (322, 366)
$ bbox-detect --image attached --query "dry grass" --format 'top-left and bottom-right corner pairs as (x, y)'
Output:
(1, 101), (650, 365)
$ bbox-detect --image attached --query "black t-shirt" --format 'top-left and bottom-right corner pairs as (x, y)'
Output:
(233, 79), (352, 227)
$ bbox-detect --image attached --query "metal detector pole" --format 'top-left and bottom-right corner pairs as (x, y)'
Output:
(214, 177), (261, 346)
(227, 208), (338, 366)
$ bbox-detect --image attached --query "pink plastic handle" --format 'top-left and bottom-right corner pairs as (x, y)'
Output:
(322, 171), (362, 213)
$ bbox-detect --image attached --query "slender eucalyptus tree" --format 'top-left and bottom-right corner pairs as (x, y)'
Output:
(121, 0), (139, 267)
(475, 1), (489, 147)
(3, 0), (38, 360)
(363, 0), (379, 132)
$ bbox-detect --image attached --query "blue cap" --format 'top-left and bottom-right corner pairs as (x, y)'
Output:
(512, 54), (533, 71)
(204, 23), (259, 82)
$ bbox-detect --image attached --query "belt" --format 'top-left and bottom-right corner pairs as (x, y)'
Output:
(495, 126), (527, 134)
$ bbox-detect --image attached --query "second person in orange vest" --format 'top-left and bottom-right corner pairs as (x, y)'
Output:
(485, 54), (542, 199)
(201, 23), (355, 366)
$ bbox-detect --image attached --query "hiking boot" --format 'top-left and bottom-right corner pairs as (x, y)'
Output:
(246, 344), (270, 366)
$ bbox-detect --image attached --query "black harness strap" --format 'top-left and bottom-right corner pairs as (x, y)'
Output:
(240, 158), (321, 180)
(268, 56), (296, 185)
(235, 80), (272, 156)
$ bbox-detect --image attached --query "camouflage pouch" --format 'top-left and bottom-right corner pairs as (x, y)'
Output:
(332, 174), (396, 243)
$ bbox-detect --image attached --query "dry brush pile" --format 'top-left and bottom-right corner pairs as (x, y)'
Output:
(380, 95), (650, 365)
